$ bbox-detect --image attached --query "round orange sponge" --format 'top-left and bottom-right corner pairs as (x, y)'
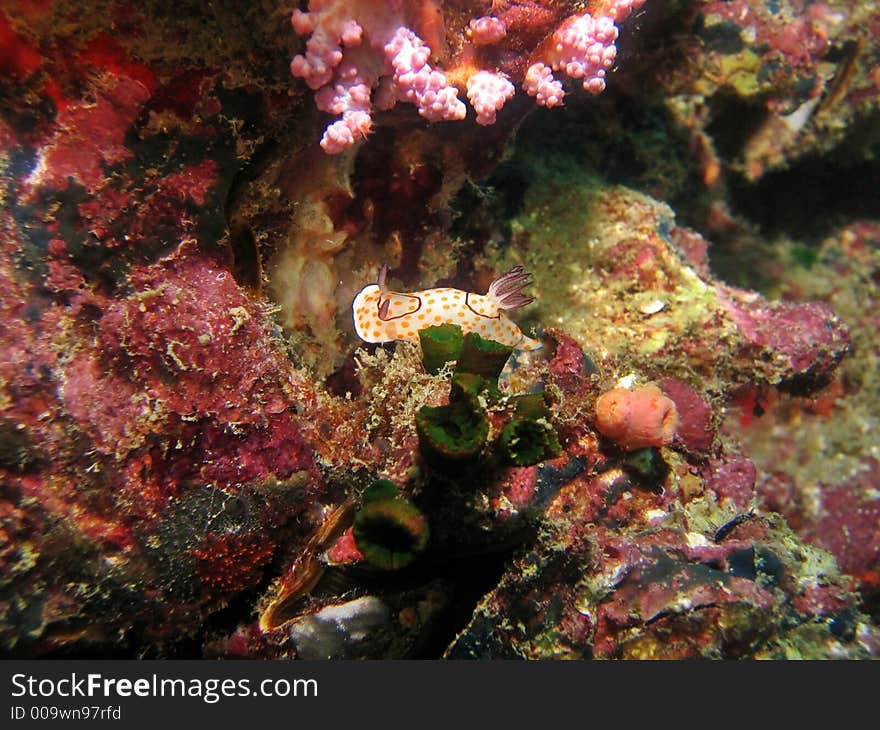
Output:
(595, 385), (679, 451)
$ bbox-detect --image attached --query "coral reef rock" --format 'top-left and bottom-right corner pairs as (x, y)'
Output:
(1, 0), (878, 659)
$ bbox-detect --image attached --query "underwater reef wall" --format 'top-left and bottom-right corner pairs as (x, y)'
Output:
(0, 0), (879, 658)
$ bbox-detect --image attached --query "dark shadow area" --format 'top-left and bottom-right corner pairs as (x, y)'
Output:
(408, 548), (512, 659)
(726, 115), (880, 243)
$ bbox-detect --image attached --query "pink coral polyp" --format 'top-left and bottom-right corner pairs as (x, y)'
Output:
(468, 16), (507, 45)
(466, 70), (515, 125)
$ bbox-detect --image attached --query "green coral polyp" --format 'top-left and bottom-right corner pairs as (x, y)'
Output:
(361, 479), (400, 504)
(353, 497), (429, 570)
(498, 417), (562, 467)
(419, 324), (465, 375)
(513, 392), (552, 420)
(451, 370), (500, 403)
(416, 399), (489, 464)
(457, 332), (514, 380)
(417, 327), (549, 467)
(418, 327), (513, 404)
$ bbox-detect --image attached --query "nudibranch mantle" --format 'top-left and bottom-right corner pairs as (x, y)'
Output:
(353, 266), (542, 350)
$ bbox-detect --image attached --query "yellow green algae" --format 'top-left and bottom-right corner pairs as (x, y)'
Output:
(754, 621), (877, 660)
(730, 226), (880, 491)
(307, 342), (452, 486)
(692, 47), (766, 99)
(487, 155), (740, 388)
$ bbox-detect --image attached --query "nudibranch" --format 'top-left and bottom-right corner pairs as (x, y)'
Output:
(352, 266), (542, 350)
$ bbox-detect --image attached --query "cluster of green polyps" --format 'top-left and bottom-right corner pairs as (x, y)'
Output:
(497, 392), (562, 467)
(415, 324), (560, 468)
(352, 480), (430, 570)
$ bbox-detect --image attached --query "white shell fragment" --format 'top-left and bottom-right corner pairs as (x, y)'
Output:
(639, 299), (666, 315)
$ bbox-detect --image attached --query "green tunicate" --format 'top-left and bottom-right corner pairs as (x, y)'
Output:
(792, 244), (818, 269)
(456, 332), (514, 380)
(513, 392), (551, 420)
(623, 447), (657, 476)
(419, 324), (464, 375)
(621, 447), (668, 486)
(353, 498), (429, 570)
(497, 417), (562, 467)
(362, 479), (400, 504)
(415, 399), (489, 466)
(451, 370), (500, 404)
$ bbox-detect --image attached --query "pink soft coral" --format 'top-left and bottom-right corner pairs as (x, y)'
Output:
(466, 70), (515, 126)
(525, 0), (646, 105)
(384, 27), (466, 123)
(290, 0), (648, 151)
(289, 1), (463, 153)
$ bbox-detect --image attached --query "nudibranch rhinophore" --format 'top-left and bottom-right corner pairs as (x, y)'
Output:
(352, 266), (542, 350)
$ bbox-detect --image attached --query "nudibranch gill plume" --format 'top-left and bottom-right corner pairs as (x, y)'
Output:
(353, 266), (542, 350)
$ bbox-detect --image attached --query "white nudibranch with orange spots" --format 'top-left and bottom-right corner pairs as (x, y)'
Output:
(352, 265), (542, 350)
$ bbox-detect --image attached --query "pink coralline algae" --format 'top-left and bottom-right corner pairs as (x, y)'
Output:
(717, 291), (850, 385)
(21, 75), (153, 197)
(658, 378), (715, 455)
(447, 457), (875, 659)
(762, 467), (880, 590)
(0, 8), (339, 650)
(290, 0), (648, 152)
